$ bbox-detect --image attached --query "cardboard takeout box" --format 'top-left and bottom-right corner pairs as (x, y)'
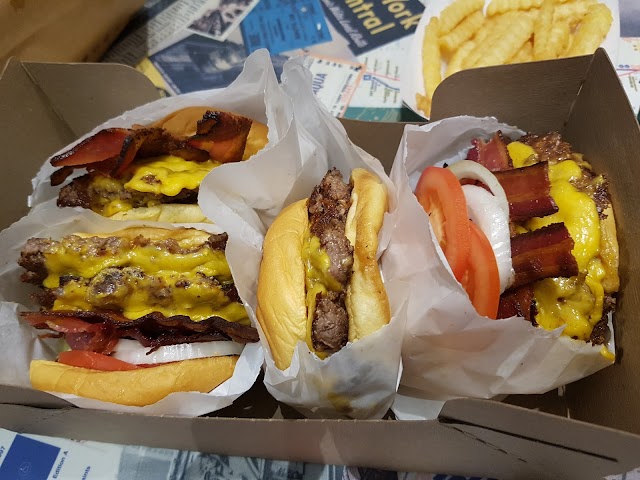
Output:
(0, 50), (639, 480)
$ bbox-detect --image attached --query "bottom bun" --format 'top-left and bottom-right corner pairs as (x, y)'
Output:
(30, 355), (238, 407)
(108, 204), (210, 224)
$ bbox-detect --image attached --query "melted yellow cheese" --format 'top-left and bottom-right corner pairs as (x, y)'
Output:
(43, 246), (230, 289)
(90, 176), (134, 215)
(525, 160), (604, 341)
(87, 156), (219, 216)
(302, 234), (342, 357)
(53, 275), (248, 323)
(103, 199), (135, 217)
(600, 345), (615, 361)
(527, 161), (600, 271)
(507, 141), (537, 168)
(43, 240), (247, 323)
(124, 156), (219, 197)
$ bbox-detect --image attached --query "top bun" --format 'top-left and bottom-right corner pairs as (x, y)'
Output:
(150, 106), (269, 160)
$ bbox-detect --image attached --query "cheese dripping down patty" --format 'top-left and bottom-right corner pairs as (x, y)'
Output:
(509, 142), (618, 342)
(89, 155), (219, 216)
(42, 233), (249, 324)
(302, 233), (343, 358)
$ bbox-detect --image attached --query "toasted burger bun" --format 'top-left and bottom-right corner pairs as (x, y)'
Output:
(74, 225), (213, 244)
(30, 356), (238, 407)
(150, 106), (269, 161)
(108, 204), (210, 223)
(256, 168), (391, 370)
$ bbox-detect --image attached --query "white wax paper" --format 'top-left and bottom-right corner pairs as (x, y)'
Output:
(0, 205), (263, 416)
(29, 49), (293, 209)
(401, 0), (621, 118)
(198, 57), (407, 419)
(384, 116), (614, 410)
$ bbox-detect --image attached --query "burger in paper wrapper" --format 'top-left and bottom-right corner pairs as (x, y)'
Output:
(385, 116), (618, 403)
(47, 106), (268, 224)
(198, 58), (407, 419)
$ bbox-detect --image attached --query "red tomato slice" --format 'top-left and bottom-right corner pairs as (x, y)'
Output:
(415, 166), (472, 281)
(58, 351), (141, 372)
(461, 222), (501, 319)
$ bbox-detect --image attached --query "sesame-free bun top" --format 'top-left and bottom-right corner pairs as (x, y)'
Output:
(150, 106), (269, 160)
(256, 168), (391, 370)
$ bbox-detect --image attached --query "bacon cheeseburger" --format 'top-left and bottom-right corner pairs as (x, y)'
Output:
(19, 227), (259, 406)
(256, 168), (391, 369)
(49, 107), (268, 222)
(415, 132), (619, 350)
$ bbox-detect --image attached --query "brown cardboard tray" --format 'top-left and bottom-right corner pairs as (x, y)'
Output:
(0, 51), (639, 480)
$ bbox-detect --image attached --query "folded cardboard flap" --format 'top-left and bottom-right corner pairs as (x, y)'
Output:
(563, 50), (640, 435)
(430, 53), (592, 132)
(440, 399), (640, 477)
(0, 403), (552, 479)
(445, 421), (624, 480)
(0, 59), (159, 227)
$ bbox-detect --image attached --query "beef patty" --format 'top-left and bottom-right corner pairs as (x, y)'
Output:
(307, 169), (354, 353)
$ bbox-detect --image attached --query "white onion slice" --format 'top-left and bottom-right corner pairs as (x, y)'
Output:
(447, 160), (509, 217)
(112, 339), (244, 365)
(462, 184), (514, 293)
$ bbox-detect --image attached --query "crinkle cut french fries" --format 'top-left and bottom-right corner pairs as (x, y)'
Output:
(416, 0), (613, 117)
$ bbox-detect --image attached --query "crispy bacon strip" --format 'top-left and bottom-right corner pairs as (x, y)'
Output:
(497, 285), (536, 323)
(21, 315), (120, 354)
(21, 313), (241, 354)
(21, 310), (259, 345)
(51, 129), (130, 168)
(49, 110), (253, 182)
(111, 129), (154, 176)
(466, 132), (511, 171)
(49, 166), (75, 187)
(51, 128), (209, 181)
(187, 111), (252, 164)
(510, 223), (579, 290)
(494, 162), (559, 222)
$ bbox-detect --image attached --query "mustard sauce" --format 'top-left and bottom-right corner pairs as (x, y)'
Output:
(302, 233), (342, 356)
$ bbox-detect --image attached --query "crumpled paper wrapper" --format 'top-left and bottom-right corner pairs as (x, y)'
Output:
(199, 57), (407, 419)
(0, 206), (263, 416)
(400, 0), (621, 118)
(384, 116), (614, 411)
(29, 49), (293, 209)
